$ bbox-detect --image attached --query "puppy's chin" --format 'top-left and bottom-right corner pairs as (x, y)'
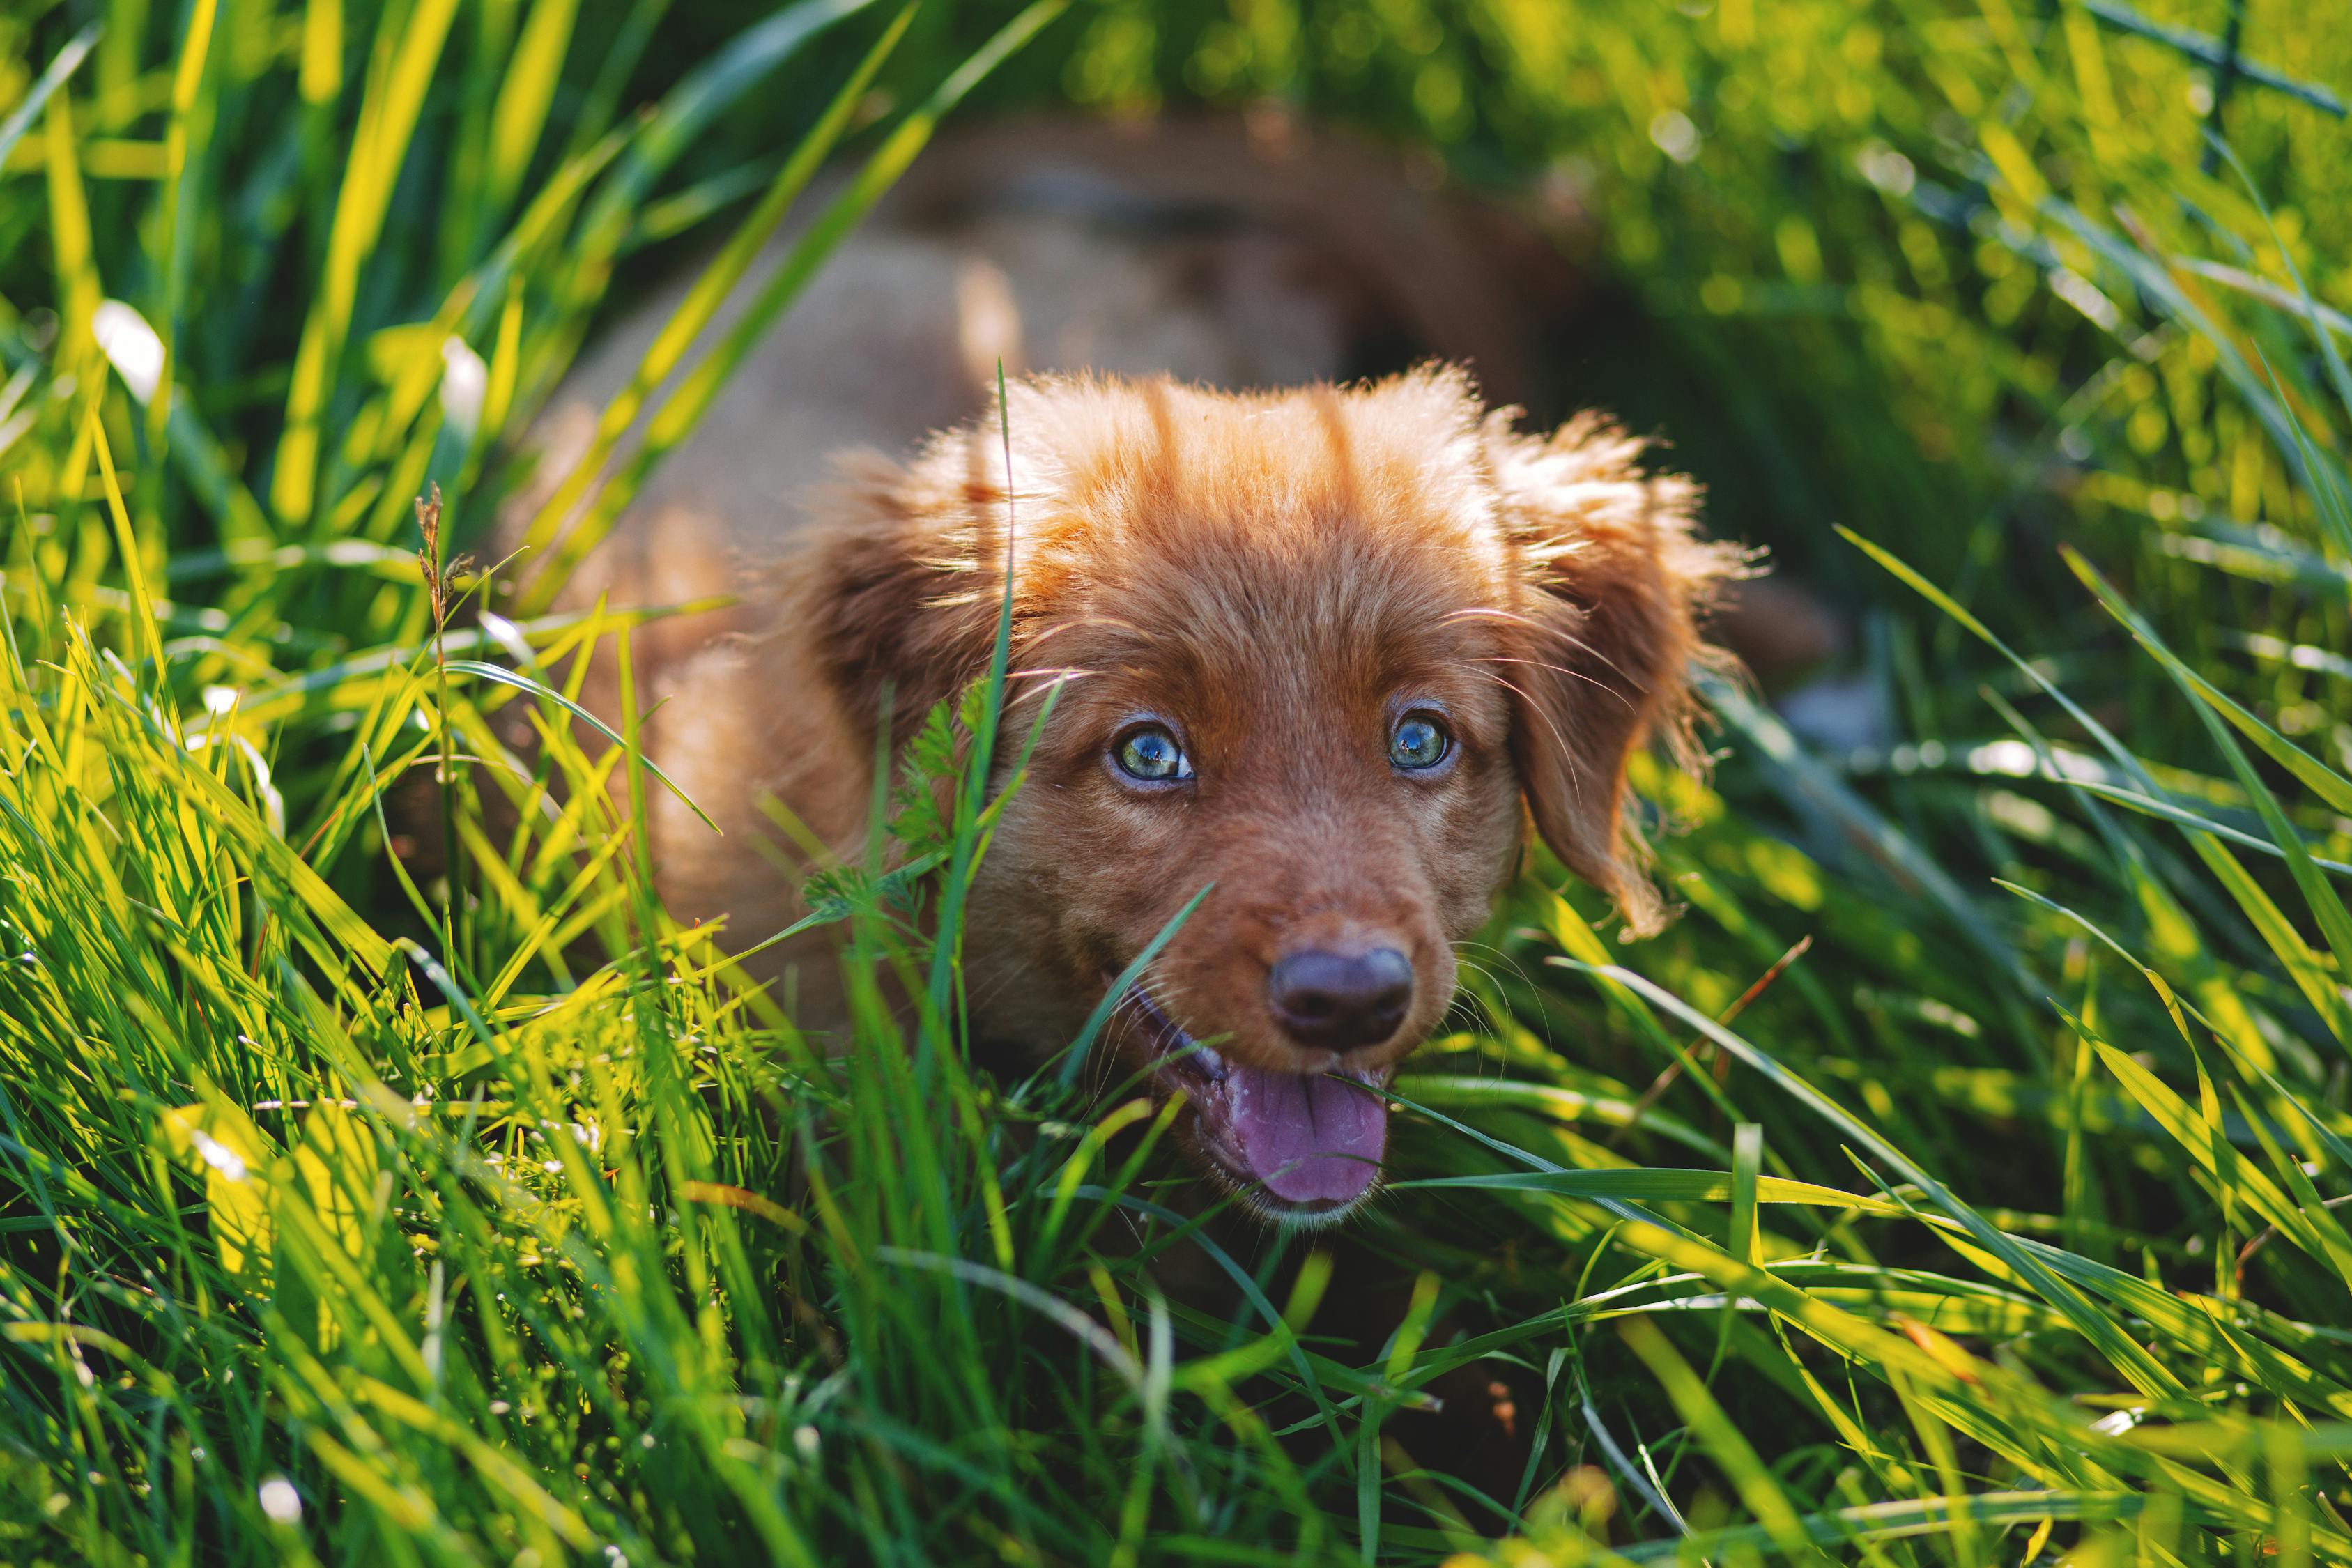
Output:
(1115, 985), (1393, 1229)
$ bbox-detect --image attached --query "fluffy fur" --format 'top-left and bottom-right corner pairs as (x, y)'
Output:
(614, 365), (1742, 1220)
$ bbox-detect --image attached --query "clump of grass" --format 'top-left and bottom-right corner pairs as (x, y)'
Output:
(3, 3), (2352, 1565)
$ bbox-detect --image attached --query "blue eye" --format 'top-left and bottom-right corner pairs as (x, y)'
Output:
(1114, 724), (1191, 783)
(1390, 714), (1450, 771)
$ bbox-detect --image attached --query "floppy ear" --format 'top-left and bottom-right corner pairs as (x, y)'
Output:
(1487, 413), (1744, 935)
(797, 426), (1012, 751)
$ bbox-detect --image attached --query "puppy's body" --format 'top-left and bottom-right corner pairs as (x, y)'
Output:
(507, 125), (1739, 1221)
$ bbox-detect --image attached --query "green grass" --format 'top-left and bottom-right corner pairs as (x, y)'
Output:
(3, 1), (2351, 1563)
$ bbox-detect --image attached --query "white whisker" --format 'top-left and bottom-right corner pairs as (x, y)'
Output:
(1475, 654), (1638, 710)
(1476, 670), (1588, 815)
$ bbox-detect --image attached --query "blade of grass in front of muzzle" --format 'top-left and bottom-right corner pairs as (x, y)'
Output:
(1034, 1094), (1176, 1262)
(1050, 885), (1215, 1092)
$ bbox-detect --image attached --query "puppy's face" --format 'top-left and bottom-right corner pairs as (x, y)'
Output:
(808, 369), (1735, 1224)
(968, 517), (1525, 1221)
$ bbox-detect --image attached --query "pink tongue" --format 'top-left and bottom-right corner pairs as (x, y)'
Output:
(1226, 1066), (1388, 1206)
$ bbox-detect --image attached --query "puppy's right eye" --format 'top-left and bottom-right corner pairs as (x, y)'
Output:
(1113, 724), (1192, 783)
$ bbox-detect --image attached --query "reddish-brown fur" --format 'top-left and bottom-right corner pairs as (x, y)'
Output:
(622, 365), (1741, 1219)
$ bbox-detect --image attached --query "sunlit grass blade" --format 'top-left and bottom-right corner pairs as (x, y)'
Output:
(519, 0), (1067, 610)
(509, 0), (894, 584)
(481, 0), (581, 232)
(271, 0), (461, 527)
(440, 657), (714, 831)
(1562, 960), (2187, 1398)
(1619, 1316), (1827, 1564)
(0, 24), (98, 171)
(2063, 546), (2352, 984)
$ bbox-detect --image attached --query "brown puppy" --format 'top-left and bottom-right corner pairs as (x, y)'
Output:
(599, 365), (1739, 1224)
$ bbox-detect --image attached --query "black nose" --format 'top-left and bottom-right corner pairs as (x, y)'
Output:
(1268, 947), (1413, 1052)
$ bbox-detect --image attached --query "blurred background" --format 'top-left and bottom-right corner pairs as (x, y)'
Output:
(4, 1), (2352, 1562)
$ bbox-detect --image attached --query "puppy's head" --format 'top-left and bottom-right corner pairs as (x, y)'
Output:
(803, 368), (1740, 1224)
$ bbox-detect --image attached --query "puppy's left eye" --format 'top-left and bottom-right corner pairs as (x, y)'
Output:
(1390, 713), (1451, 771)
(1113, 723), (1192, 783)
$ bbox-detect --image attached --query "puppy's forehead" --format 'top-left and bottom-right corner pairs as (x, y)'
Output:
(1024, 381), (1515, 645)
(1017, 498), (1514, 758)
(1039, 378), (1501, 539)
(1098, 518), (1501, 670)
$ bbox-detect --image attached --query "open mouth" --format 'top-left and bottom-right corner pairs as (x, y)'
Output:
(1118, 984), (1391, 1217)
